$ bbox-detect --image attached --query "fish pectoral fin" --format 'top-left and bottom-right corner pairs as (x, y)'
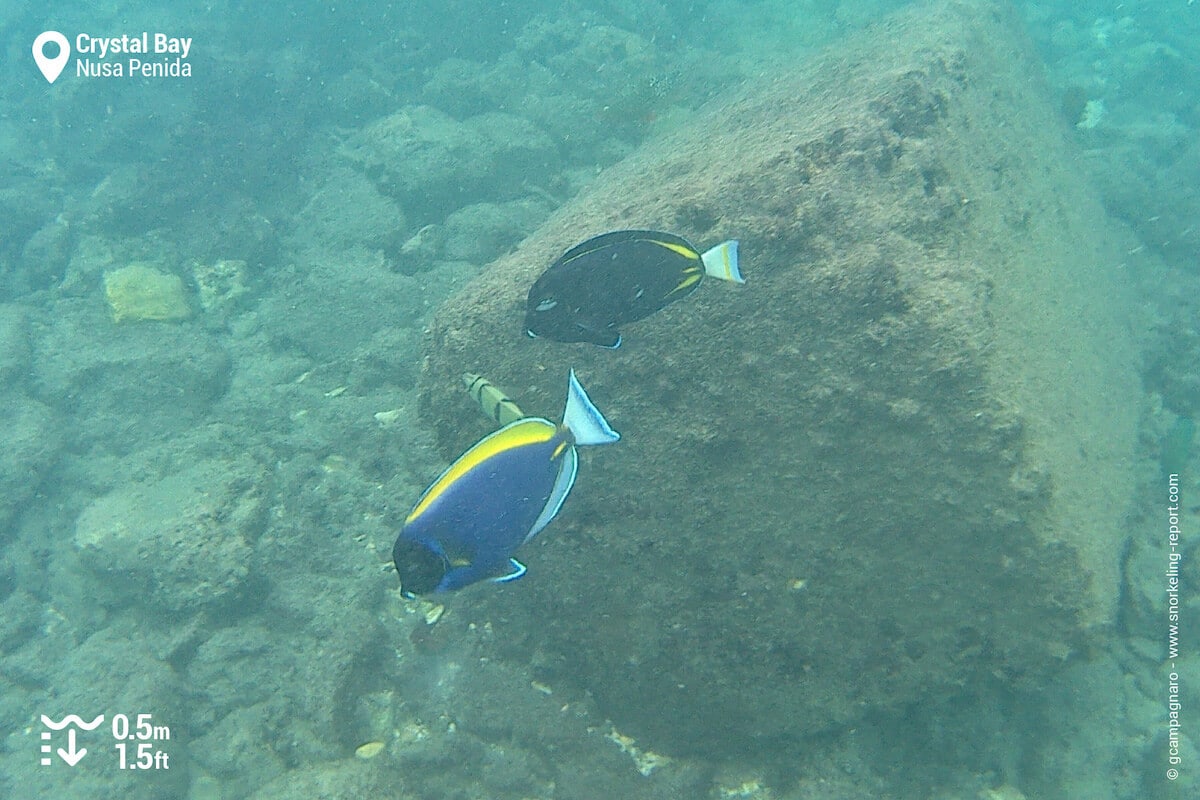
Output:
(491, 558), (527, 584)
(437, 564), (479, 592)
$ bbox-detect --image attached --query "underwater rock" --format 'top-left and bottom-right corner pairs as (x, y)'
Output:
(440, 198), (553, 265)
(103, 262), (193, 323)
(420, 57), (504, 119)
(342, 105), (557, 221)
(396, 223), (444, 273)
(0, 393), (62, 540)
(189, 703), (288, 787)
(255, 257), (420, 362)
(245, 756), (401, 800)
(31, 297), (230, 449)
(415, 0), (1142, 755)
(291, 168), (407, 255)
(187, 624), (288, 724)
(0, 177), (61, 294)
(20, 216), (73, 290)
(0, 590), (41, 653)
(192, 258), (251, 313)
(70, 457), (267, 616)
(183, 572), (384, 784)
(0, 304), (32, 386)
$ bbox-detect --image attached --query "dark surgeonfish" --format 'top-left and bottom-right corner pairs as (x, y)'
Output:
(524, 229), (743, 348)
(393, 370), (619, 596)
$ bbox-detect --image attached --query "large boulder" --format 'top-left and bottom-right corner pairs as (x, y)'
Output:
(69, 457), (268, 617)
(414, 0), (1141, 755)
(342, 105), (559, 223)
(30, 298), (231, 452)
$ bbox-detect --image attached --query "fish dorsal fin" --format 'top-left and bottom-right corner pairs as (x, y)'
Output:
(557, 230), (647, 265)
(562, 369), (620, 445)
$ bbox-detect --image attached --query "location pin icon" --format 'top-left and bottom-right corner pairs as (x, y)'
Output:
(32, 31), (70, 84)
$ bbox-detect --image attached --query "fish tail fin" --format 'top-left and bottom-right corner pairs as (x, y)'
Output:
(563, 369), (620, 446)
(700, 239), (744, 284)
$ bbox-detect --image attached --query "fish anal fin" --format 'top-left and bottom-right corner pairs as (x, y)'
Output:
(491, 558), (527, 583)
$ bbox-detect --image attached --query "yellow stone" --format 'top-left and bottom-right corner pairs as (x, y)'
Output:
(103, 264), (192, 323)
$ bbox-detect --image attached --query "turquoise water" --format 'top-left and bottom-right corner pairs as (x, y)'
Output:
(1, 1), (1197, 798)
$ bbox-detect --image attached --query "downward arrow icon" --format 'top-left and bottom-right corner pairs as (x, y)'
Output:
(57, 729), (86, 766)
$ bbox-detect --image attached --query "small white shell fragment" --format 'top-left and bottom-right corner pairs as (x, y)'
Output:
(355, 741), (385, 759)
(374, 408), (404, 425)
(421, 602), (445, 625)
(321, 455), (348, 473)
(605, 726), (670, 776)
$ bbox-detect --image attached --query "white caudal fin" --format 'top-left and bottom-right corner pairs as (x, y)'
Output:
(700, 239), (744, 284)
(562, 369), (620, 446)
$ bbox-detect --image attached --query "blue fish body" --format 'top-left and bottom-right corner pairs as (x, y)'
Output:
(393, 370), (618, 596)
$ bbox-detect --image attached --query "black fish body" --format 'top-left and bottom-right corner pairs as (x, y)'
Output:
(524, 230), (742, 348)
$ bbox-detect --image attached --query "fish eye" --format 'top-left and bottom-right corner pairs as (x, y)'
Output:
(535, 298), (558, 312)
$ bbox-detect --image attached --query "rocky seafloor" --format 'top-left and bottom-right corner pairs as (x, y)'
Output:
(0, 1), (1197, 799)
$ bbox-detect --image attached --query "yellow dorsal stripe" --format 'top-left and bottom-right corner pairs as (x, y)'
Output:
(408, 418), (557, 522)
(649, 239), (700, 260)
(562, 236), (699, 267)
(562, 241), (616, 266)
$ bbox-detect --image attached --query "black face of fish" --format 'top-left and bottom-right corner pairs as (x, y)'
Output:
(393, 537), (449, 597)
(524, 230), (704, 348)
